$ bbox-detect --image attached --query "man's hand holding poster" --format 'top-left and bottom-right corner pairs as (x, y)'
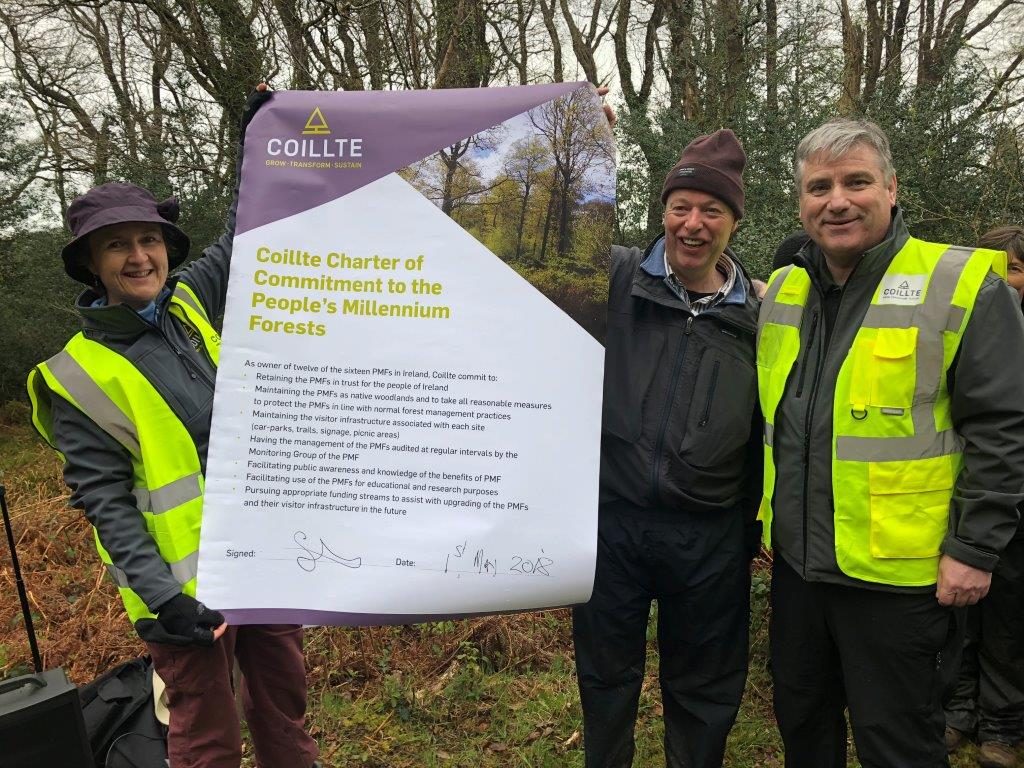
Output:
(198, 83), (614, 625)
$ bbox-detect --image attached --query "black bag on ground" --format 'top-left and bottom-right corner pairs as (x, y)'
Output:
(0, 667), (93, 768)
(0, 484), (92, 767)
(79, 656), (168, 767)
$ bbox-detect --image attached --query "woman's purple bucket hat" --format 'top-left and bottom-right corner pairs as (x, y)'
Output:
(61, 182), (191, 285)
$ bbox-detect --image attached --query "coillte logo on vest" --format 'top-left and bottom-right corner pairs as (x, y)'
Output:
(878, 274), (926, 304)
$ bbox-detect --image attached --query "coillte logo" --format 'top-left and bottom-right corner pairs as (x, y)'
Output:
(302, 107), (330, 135)
(265, 106), (363, 159)
(882, 280), (920, 299)
(878, 274), (926, 304)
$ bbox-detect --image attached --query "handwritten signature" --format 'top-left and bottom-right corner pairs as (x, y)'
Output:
(293, 531), (362, 573)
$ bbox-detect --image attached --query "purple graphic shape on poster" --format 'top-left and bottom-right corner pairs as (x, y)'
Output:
(236, 82), (586, 235)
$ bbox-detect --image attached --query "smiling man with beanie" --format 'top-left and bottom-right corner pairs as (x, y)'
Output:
(573, 129), (763, 768)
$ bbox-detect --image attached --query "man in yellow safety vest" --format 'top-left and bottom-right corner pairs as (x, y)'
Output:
(758, 117), (1024, 767)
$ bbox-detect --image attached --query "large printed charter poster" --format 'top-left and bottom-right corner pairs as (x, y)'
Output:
(198, 83), (614, 624)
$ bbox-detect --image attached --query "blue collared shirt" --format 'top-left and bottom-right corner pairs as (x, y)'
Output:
(639, 237), (748, 314)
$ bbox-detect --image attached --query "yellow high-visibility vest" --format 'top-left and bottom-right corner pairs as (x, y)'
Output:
(27, 283), (221, 622)
(757, 239), (1006, 586)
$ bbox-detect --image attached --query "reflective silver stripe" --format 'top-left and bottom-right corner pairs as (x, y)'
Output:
(132, 473), (202, 514)
(856, 245), (972, 440)
(757, 265), (797, 346)
(835, 248), (977, 465)
(761, 265), (794, 305)
(945, 305), (966, 333)
(106, 563), (130, 588)
(836, 428), (964, 462)
(133, 487), (151, 512)
(150, 473), (202, 514)
(764, 422), (774, 448)
(169, 551), (200, 585)
(767, 303), (805, 328)
(859, 304), (916, 329)
(173, 285), (207, 322)
(46, 352), (141, 456)
(106, 553), (198, 588)
(910, 247), (972, 437)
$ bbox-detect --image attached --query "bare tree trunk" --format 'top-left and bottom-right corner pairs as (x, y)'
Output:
(718, 0), (745, 124)
(557, 168), (572, 257)
(516, 0), (529, 84)
(880, 0), (911, 101)
(665, 0), (697, 120)
(537, 0), (564, 81)
(274, 0), (313, 89)
(861, 0), (883, 103)
(616, 0), (665, 235)
(515, 182), (532, 259)
(615, 0), (663, 111)
(439, 139), (471, 214)
(558, 0), (609, 85)
(434, 0), (489, 88)
(140, 0), (263, 171)
(357, 1), (387, 90)
(528, 90), (612, 258)
(839, 0), (864, 113)
(917, 0), (982, 90)
(539, 186), (556, 262)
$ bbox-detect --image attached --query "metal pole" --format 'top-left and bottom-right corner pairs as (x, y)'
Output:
(0, 485), (43, 674)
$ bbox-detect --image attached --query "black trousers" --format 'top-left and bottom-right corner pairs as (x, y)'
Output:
(945, 534), (1024, 744)
(572, 506), (750, 768)
(770, 556), (962, 768)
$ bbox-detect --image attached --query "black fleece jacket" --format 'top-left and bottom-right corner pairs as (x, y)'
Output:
(600, 238), (763, 525)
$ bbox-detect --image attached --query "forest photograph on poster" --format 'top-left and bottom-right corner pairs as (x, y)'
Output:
(399, 88), (615, 341)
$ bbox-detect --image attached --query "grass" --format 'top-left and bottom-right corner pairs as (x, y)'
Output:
(0, 403), (1012, 767)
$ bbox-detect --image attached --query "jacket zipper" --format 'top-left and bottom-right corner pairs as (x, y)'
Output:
(800, 291), (845, 576)
(794, 311), (819, 398)
(698, 361), (720, 427)
(154, 316), (215, 388)
(174, 347), (201, 381)
(650, 315), (694, 501)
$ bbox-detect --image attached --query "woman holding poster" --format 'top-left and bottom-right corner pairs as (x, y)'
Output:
(26, 87), (321, 768)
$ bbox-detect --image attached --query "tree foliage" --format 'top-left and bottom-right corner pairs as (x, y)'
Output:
(0, 84), (44, 232)
(1, 0), (1023, 399)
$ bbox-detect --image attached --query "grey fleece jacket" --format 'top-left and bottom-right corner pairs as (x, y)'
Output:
(771, 208), (1024, 589)
(50, 211), (235, 620)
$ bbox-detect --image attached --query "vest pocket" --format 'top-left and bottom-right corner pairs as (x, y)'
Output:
(851, 327), (918, 410)
(680, 349), (755, 468)
(868, 456), (953, 559)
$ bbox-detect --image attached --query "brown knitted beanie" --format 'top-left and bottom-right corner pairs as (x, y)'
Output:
(661, 128), (746, 219)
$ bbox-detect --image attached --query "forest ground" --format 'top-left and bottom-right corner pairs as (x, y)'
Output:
(0, 403), (1005, 767)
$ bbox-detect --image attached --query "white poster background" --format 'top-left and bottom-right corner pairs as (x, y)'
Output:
(198, 172), (603, 621)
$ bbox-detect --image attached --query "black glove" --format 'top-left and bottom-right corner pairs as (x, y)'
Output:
(240, 85), (273, 140)
(155, 594), (225, 647)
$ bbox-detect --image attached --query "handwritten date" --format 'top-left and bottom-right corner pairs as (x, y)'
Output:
(443, 540), (553, 577)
